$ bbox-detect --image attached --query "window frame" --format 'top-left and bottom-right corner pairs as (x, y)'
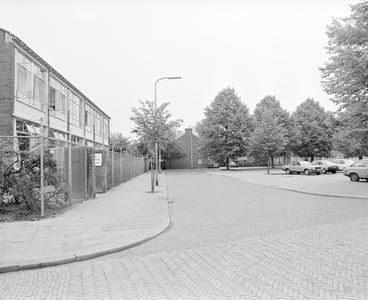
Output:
(15, 49), (47, 110)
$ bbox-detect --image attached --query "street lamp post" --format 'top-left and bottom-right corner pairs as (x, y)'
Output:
(154, 76), (181, 187)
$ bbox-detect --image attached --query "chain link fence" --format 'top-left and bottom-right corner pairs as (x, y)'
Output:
(107, 152), (147, 189)
(0, 136), (148, 222)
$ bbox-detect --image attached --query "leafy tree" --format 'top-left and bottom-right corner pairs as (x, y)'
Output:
(197, 87), (252, 169)
(320, 1), (368, 108)
(130, 100), (183, 159)
(253, 95), (292, 167)
(320, 1), (368, 153)
(129, 139), (149, 157)
(333, 130), (361, 158)
(250, 108), (288, 172)
(333, 103), (368, 157)
(109, 132), (131, 153)
(290, 98), (335, 161)
(254, 96), (290, 122)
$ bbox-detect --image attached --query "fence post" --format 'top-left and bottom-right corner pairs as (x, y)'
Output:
(85, 147), (88, 198)
(111, 151), (114, 187)
(120, 151), (123, 184)
(133, 152), (136, 178)
(39, 118), (45, 217)
(40, 135), (44, 218)
(68, 141), (72, 205)
(151, 159), (154, 193)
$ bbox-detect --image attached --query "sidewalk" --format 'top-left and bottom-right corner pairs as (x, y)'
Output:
(0, 171), (170, 274)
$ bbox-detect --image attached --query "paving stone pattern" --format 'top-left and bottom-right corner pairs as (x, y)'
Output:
(0, 170), (367, 299)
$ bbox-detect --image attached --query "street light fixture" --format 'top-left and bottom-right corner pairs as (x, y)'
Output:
(154, 76), (181, 187)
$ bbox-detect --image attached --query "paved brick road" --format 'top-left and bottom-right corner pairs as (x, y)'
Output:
(1, 170), (367, 299)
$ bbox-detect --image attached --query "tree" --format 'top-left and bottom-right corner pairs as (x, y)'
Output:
(253, 95), (292, 167)
(320, 1), (368, 153)
(290, 98), (335, 161)
(109, 132), (131, 153)
(130, 100), (183, 158)
(333, 103), (368, 157)
(250, 109), (288, 171)
(197, 87), (252, 169)
(320, 1), (368, 108)
(129, 139), (149, 157)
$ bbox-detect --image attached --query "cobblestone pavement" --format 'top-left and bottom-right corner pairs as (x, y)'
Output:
(1, 170), (367, 300)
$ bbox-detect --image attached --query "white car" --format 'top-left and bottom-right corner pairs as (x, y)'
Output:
(311, 160), (339, 174)
(281, 161), (321, 175)
(331, 159), (355, 170)
(343, 159), (368, 181)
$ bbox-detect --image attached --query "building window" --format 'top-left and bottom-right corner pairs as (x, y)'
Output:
(17, 65), (30, 96)
(103, 118), (109, 137)
(86, 140), (94, 147)
(71, 135), (82, 145)
(34, 76), (46, 105)
(69, 92), (82, 127)
(49, 77), (66, 120)
(15, 50), (46, 109)
(85, 104), (94, 132)
(15, 120), (42, 150)
(95, 111), (102, 135)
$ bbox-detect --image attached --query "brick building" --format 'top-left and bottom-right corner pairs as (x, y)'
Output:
(165, 128), (207, 169)
(0, 27), (110, 148)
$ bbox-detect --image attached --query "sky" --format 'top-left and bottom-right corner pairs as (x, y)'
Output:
(2, 0), (359, 139)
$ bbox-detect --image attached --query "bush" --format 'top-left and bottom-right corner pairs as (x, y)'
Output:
(0, 147), (64, 219)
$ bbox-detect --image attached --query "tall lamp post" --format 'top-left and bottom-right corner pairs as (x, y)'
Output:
(154, 76), (181, 186)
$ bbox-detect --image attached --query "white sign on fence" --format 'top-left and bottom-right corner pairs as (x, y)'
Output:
(95, 153), (102, 166)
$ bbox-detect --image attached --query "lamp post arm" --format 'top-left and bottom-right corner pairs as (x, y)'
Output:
(155, 77), (168, 110)
(155, 76), (182, 110)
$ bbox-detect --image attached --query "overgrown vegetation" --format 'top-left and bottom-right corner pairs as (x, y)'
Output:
(0, 140), (67, 222)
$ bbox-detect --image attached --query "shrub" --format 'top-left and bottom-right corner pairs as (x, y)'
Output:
(0, 146), (63, 218)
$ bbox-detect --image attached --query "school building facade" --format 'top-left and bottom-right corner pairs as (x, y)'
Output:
(0, 27), (110, 148)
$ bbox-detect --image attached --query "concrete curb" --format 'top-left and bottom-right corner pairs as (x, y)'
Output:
(272, 187), (368, 200)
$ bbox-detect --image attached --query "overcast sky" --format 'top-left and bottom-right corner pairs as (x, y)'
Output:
(2, 0), (358, 138)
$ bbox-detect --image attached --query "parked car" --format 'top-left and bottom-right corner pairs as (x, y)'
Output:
(343, 159), (368, 181)
(331, 159), (355, 170)
(229, 161), (239, 168)
(311, 160), (339, 174)
(281, 161), (321, 175)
